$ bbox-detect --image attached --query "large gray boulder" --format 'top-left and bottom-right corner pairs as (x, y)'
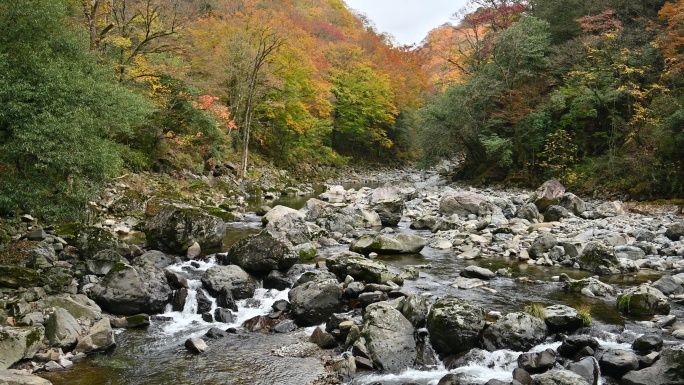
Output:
(70, 226), (129, 259)
(288, 276), (342, 326)
(350, 234), (425, 255)
(529, 234), (558, 259)
(0, 326), (45, 370)
(621, 345), (684, 385)
(145, 203), (226, 254)
(532, 369), (590, 385)
(299, 198), (336, 222)
(566, 357), (600, 385)
(563, 277), (616, 297)
(262, 205), (311, 244)
(89, 261), (172, 315)
(532, 180), (565, 212)
(400, 294), (429, 327)
(665, 221), (684, 241)
(85, 249), (126, 276)
(320, 206), (382, 233)
(201, 265), (256, 300)
(427, 295), (485, 356)
(361, 302), (417, 372)
(481, 312), (548, 352)
(617, 284), (670, 316)
(369, 186), (405, 226)
(544, 304), (583, 332)
(598, 349), (639, 378)
(560, 193), (586, 216)
(0, 370), (52, 385)
(37, 294), (102, 321)
(45, 308), (81, 350)
(516, 203), (543, 223)
(439, 191), (486, 216)
(222, 230), (299, 276)
(577, 242), (619, 275)
(326, 251), (403, 285)
(652, 275), (684, 296)
(74, 318), (115, 353)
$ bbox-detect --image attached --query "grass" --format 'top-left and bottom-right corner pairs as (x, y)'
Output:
(576, 304), (593, 326)
(524, 303), (547, 319)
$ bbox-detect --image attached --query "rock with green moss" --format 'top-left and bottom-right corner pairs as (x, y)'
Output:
(563, 277), (616, 297)
(110, 314), (150, 328)
(350, 234), (426, 255)
(0, 325), (45, 370)
(427, 295), (485, 356)
(361, 301), (416, 372)
(109, 189), (144, 217)
(85, 249), (127, 276)
(37, 294), (102, 321)
(40, 267), (76, 294)
(577, 242), (619, 275)
(0, 266), (41, 289)
(482, 312), (548, 352)
(70, 226), (129, 259)
(223, 230), (299, 277)
(326, 251), (403, 285)
(145, 203), (226, 254)
(74, 318), (115, 354)
(617, 284), (670, 316)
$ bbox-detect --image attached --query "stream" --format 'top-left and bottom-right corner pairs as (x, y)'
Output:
(39, 180), (683, 385)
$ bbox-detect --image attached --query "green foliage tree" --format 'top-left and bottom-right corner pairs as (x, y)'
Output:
(0, 0), (153, 221)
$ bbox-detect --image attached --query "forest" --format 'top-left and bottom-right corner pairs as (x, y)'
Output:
(1, 0), (683, 221)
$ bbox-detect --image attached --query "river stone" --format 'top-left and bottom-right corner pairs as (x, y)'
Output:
(532, 369), (590, 385)
(71, 226), (129, 259)
(599, 349), (639, 378)
(544, 304), (583, 332)
(164, 270), (189, 290)
(326, 251), (403, 285)
(133, 250), (178, 270)
(299, 198), (336, 222)
(652, 275), (684, 296)
(89, 262), (172, 316)
(196, 289), (212, 314)
(544, 205), (570, 222)
(223, 230), (299, 277)
(529, 234), (558, 259)
(185, 338), (208, 354)
(411, 216), (437, 230)
(517, 203), (543, 223)
(665, 221), (684, 241)
(482, 312), (547, 352)
(201, 265), (256, 300)
(171, 288), (187, 311)
(37, 294), (102, 321)
(74, 318), (115, 353)
(0, 326), (45, 370)
(263, 270), (292, 291)
(145, 203), (226, 254)
(532, 180), (565, 212)
(519, 349), (557, 374)
(557, 335), (600, 359)
(578, 242), (619, 275)
(631, 333), (663, 352)
(564, 277), (615, 297)
(350, 234), (426, 255)
(617, 284), (670, 316)
(45, 308), (81, 350)
(460, 266), (495, 280)
(310, 326), (337, 349)
(596, 201), (626, 218)
(560, 193), (586, 216)
(361, 301), (417, 372)
(566, 356), (599, 385)
(0, 266), (41, 289)
(288, 277), (342, 326)
(369, 186), (405, 226)
(440, 191), (486, 216)
(85, 249), (126, 276)
(613, 245), (646, 261)
(110, 314), (150, 328)
(322, 205), (382, 233)
(621, 345), (684, 385)
(262, 205), (311, 244)
(427, 295), (485, 356)
(400, 294), (429, 327)
(0, 370), (53, 385)
(214, 308), (234, 323)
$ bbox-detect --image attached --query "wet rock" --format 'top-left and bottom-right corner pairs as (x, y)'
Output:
(332, 352), (356, 381)
(288, 276), (342, 326)
(45, 308), (81, 350)
(217, 287), (238, 312)
(400, 294), (429, 327)
(518, 349), (556, 374)
(651, 275), (684, 296)
(310, 326), (337, 349)
(85, 249), (126, 276)
(145, 203), (226, 254)
(439, 191), (486, 216)
(427, 295), (485, 356)
(201, 265), (257, 300)
(544, 304), (583, 332)
(196, 290), (212, 314)
(665, 221), (684, 241)
(0, 369), (52, 384)
(532, 369), (590, 385)
(631, 333), (662, 353)
(109, 314), (150, 328)
(452, 276), (487, 289)
(222, 230), (299, 277)
(621, 345), (684, 385)
(214, 308), (234, 323)
(617, 284), (670, 316)
(557, 335), (600, 359)
(184, 338), (208, 354)
(513, 368), (533, 385)
(186, 242), (201, 260)
(0, 326), (45, 370)
(577, 242), (619, 274)
(164, 270), (189, 290)
(599, 349), (639, 378)
(350, 234), (426, 255)
(482, 312), (548, 352)
(563, 277), (615, 297)
(566, 357), (599, 385)
(272, 299), (290, 312)
(205, 327), (229, 338)
(74, 318), (115, 353)
(326, 251), (403, 285)
(361, 301), (417, 372)
(411, 216), (437, 230)
(460, 266), (495, 280)
(274, 320), (297, 333)
(359, 291), (388, 307)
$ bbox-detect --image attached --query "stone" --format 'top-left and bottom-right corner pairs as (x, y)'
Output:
(359, 292), (388, 307)
(460, 266), (495, 280)
(563, 277), (615, 297)
(145, 203), (226, 254)
(361, 302), (417, 372)
(532, 369), (590, 385)
(186, 242), (201, 260)
(621, 345), (684, 385)
(288, 276), (342, 326)
(544, 304), (583, 332)
(214, 308), (234, 324)
(0, 369), (53, 384)
(201, 265), (256, 300)
(544, 205), (569, 222)
(652, 275), (684, 296)
(532, 180), (565, 212)
(85, 249), (126, 276)
(196, 290), (212, 314)
(482, 312), (548, 352)
(350, 233), (426, 255)
(109, 314), (150, 328)
(517, 203), (543, 223)
(326, 251), (403, 285)
(45, 308), (81, 350)
(632, 333), (662, 353)
(617, 284), (670, 316)
(596, 201), (626, 217)
(262, 205), (311, 244)
(74, 318), (115, 353)
(665, 221), (684, 241)
(274, 320), (297, 333)
(439, 191), (486, 216)
(518, 349), (556, 374)
(560, 193), (586, 216)
(577, 242), (619, 274)
(184, 338), (208, 354)
(222, 230), (299, 277)
(0, 266), (41, 289)
(369, 186), (405, 226)
(599, 349), (639, 378)
(0, 326), (45, 370)
(205, 327), (229, 339)
(164, 270), (189, 290)
(566, 357), (599, 385)
(37, 294), (102, 321)
(310, 326), (337, 349)
(427, 295), (485, 356)
(400, 294), (429, 327)
(529, 234), (558, 259)
(217, 288), (238, 312)
(513, 368), (533, 385)
(557, 335), (600, 359)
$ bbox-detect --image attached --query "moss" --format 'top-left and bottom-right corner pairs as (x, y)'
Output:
(0, 265), (41, 288)
(524, 303), (547, 319)
(125, 314), (150, 328)
(108, 262), (129, 274)
(54, 223), (85, 238)
(25, 327), (42, 347)
(202, 206), (236, 221)
(576, 304), (592, 326)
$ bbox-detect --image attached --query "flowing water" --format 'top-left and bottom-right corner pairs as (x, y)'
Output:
(39, 182), (683, 385)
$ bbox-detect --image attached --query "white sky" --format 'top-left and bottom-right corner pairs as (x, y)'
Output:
(344, 0), (470, 46)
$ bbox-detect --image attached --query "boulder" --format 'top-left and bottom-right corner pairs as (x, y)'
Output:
(299, 198), (336, 222)
(652, 275), (684, 296)
(439, 191), (486, 216)
(321, 206), (382, 233)
(0, 326), (45, 370)
(109, 314), (150, 328)
(288, 276), (342, 326)
(613, 245), (646, 261)
(577, 242), (619, 275)
(184, 338), (208, 354)
(133, 250), (177, 270)
(145, 203), (226, 254)
(427, 295), (485, 356)
(557, 335), (600, 359)
(598, 349), (639, 378)
(74, 318), (115, 353)
(529, 234), (558, 259)
(621, 345), (684, 385)
(310, 326), (337, 349)
(262, 205), (311, 244)
(349, 234), (425, 255)
(617, 284), (670, 316)
(544, 304), (583, 332)
(222, 230), (299, 276)
(410, 216), (437, 230)
(70, 226), (129, 259)
(0, 370), (52, 385)
(201, 265), (256, 300)
(89, 262), (172, 315)
(460, 266), (495, 280)
(560, 193), (586, 216)
(516, 203), (543, 223)
(566, 357), (599, 385)
(631, 333), (663, 353)
(544, 205), (570, 222)
(400, 294), (429, 327)
(482, 312), (547, 352)
(214, 308), (234, 323)
(532, 180), (565, 212)
(369, 186), (405, 226)
(596, 201), (625, 217)
(563, 277), (615, 297)
(532, 369), (590, 385)
(519, 349), (556, 374)
(361, 302), (417, 372)
(45, 308), (81, 350)
(37, 294), (102, 321)
(0, 266), (41, 289)
(665, 221), (684, 241)
(85, 249), (126, 276)
(326, 251), (403, 285)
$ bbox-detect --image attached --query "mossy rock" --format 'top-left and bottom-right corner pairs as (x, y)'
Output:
(202, 206), (237, 221)
(109, 189), (145, 217)
(0, 265), (41, 289)
(617, 284), (670, 316)
(41, 267), (75, 294)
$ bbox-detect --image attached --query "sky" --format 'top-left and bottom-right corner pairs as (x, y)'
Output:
(343, 0), (470, 46)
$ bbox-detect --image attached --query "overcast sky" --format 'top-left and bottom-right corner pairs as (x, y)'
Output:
(344, 0), (470, 46)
